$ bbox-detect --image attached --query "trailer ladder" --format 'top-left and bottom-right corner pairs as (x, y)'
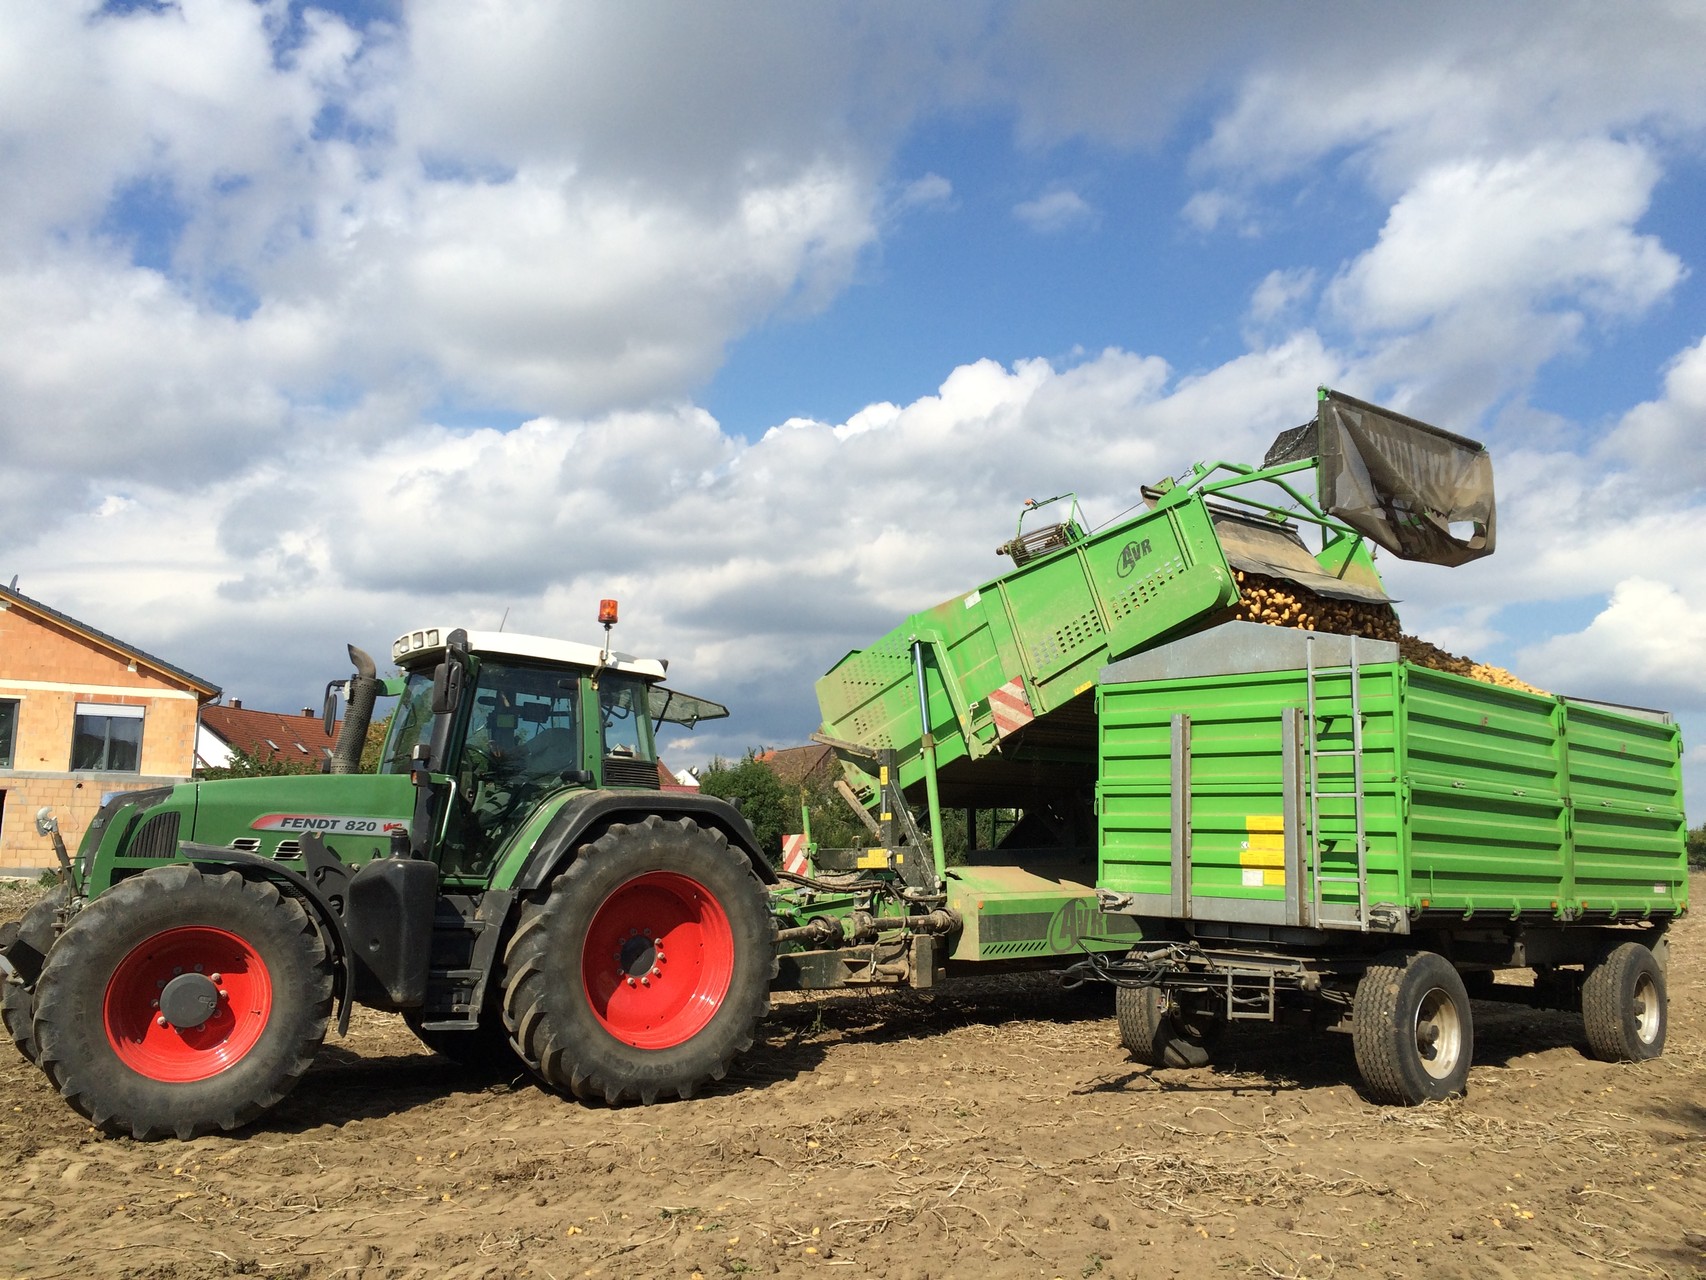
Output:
(1305, 633), (1370, 930)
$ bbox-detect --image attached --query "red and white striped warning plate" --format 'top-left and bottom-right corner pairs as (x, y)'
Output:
(988, 676), (1035, 739)
(781, 832), (810, 876)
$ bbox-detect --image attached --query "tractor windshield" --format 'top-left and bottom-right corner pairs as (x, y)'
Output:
(378, 673), (437, 774)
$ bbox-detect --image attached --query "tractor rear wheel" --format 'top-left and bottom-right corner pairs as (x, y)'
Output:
(502, 816), (774, 1105)
(1, 882), (69, 1065)
(1116, 985), (1225, 1068)
(34, 864), (334, 1139)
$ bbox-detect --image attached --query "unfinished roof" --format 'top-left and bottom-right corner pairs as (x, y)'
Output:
(0, 581), (221, 701)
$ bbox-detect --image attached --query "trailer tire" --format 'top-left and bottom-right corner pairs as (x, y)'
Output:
(1, 883), (69, 1066)
(1116, 985), (1224, 1069)
(1353, 951), (1472, 1105)
(1581, 942), (1666, 1063)
(33, 864), (334, 1140)
(502, 816), (774, 1105)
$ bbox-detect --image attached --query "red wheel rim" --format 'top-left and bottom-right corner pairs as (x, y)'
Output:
(104, 927), (272, 1083)
(581, 871), (734, 1049)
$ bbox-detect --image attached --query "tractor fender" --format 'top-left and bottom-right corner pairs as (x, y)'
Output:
(179, 843), (359, 1034)
(510, 791), (775, 894)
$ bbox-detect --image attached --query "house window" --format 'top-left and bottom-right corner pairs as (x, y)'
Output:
(71, 703), (144, 773)
(0, 700), (16, 768)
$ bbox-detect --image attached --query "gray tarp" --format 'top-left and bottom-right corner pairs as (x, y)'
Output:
(1209, 507), (1392, 604)
(1267, 390), (1496, 567)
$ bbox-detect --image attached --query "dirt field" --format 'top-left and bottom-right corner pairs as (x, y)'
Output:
(1, 875), (1702, 1280)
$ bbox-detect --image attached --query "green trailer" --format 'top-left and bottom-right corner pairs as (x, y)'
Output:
(1084, 621), (1684, 1102)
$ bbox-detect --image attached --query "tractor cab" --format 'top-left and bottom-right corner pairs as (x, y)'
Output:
(365, 619), (728, 877)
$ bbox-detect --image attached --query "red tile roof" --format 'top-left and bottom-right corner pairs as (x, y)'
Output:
(201, 702), (341, 767)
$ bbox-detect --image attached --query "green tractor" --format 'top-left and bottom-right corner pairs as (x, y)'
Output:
(0, 611), (777, 1139)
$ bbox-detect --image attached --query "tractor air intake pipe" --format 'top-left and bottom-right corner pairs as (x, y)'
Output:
(329, 645), (379, 775)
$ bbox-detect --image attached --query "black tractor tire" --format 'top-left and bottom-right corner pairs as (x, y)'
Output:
(502, 815), (775, 1105)
(1116, 984), (1225, 1069)
(1582, 941), (1666, 1063)
(1352, 951), (1473, 1105)
(403, 1010), (520, 1075)
(2, 883), (69, 1066)
(34, 864), (334, 1140)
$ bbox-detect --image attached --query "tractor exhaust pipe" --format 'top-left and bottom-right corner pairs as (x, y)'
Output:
(329, 645), (379, 774)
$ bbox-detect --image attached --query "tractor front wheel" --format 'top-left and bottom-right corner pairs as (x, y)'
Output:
(502, 816), (775, 1105)
(33, 864), (334, 1139)
(2, 882), (69, 1066)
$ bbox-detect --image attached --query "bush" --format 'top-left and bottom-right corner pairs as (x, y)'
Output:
(196, 748), (319, 781)
(1687, 824), (1706, 871)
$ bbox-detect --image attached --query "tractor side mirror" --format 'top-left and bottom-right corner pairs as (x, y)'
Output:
(321, 680), (343, 737)
(431, 660), (464, 715)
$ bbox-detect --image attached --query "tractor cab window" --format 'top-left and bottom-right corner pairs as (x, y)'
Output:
(598, 675), (651, 760)
(597, 674), (658, 788)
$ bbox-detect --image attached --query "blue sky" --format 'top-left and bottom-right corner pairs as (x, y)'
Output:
(4, 1), (1705, 810)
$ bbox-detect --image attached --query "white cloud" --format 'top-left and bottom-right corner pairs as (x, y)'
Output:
(1602, 335), (1706, 491)
(1013, 188), (1097, 233)
(1193, 4), (1706, 193)
(1519, 579), (1706, 713)
(891, 172), (954, 214)
(1181, 189), (1257, 237)
(1247, 268), (1318, 329)
(1328, 142), (1682, 333)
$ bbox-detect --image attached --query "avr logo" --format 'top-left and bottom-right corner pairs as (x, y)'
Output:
(1115, 538), (1153, 577)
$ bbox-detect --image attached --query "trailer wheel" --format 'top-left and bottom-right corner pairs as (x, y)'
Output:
(1, 882), (69, 1066)
(1116, 985), (1224, 1068)
(33, 864), (334, 1139)
(501, 816), (775, 1105)
(1581, 942), (1666, 1063)
(1352, 951), (1472, 1104)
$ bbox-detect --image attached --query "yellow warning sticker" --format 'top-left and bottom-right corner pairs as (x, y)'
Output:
(1241, 815), (1286, 886)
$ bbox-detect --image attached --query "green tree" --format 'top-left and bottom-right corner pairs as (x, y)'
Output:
(698, 752), (789, 864)
(360, 713), (391, 774)
(1687, 823), (1706, 871)
(798, 776), (877, 852)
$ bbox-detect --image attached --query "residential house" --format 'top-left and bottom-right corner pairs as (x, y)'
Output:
(198, 700), (341, 772)
(0, 583), (220, 872)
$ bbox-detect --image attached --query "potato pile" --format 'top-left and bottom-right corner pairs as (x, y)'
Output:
(1395, 635), (1548, 695)
(1230, 569), (1401, 641)
(1230, 569), (1547, 695)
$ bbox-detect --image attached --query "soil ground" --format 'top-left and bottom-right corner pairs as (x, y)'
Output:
(1, 875), (1701, 1280)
